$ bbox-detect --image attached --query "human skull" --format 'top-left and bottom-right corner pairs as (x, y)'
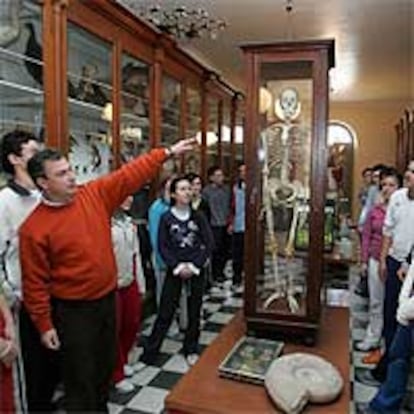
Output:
(279, 87), (300, 120)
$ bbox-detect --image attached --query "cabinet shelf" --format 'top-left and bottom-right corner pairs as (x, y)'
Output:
(0, 79), (43, 105)
(68, 97), (108, 113)
(0, 47), (43, 68)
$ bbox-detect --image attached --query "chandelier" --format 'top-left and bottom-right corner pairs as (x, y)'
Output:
(119, 2), (226, 40)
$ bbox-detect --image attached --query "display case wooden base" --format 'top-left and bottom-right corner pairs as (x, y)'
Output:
(165, 307), (349, 414)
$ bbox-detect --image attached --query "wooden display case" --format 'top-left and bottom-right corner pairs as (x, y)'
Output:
(0, 0), (245, 309)
(0, 0), (44, 186)
(241, 39), (335, 344)
(0, 0), (243, 189)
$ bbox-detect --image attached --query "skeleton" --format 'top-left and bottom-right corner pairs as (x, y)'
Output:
(261, 87), (304, 313)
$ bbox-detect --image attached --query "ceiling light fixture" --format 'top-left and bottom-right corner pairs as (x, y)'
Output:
(119, 2), (226, 41)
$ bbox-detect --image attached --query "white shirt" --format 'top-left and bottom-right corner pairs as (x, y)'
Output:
(383, 188), (414, 262)
(111, 214), (145, 292)
(0, 184), (40, 305)
(397, 262), (414, 325)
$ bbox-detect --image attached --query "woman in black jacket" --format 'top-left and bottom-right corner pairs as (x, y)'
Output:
(141, 176), (214, 366)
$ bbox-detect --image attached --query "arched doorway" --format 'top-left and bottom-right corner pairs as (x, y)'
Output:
(327, 121), (357, 217)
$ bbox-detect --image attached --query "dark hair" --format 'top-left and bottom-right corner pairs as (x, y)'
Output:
(207, 165), (221, 178)
(371, 163), (388, 174)
(362, 167), (372, 176)
(0, 130), (38, 174)
(380, 166), (403, 188)
(169, 176), (190, 206)
(185, 172), (203, 186)
(27, 148), (64, 187)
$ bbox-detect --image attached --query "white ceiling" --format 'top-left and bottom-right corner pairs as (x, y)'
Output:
(120, 0), (413, 102)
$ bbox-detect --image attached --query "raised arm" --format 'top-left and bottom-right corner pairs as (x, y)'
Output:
(93, 138), (197, 215)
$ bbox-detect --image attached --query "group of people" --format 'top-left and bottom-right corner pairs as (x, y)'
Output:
(0, 128), (247, 413)
(0, 130), (195, 412)
(356, 162), (414, 413)
(141, 164), (246, 367)
(4, 127), (414, 413)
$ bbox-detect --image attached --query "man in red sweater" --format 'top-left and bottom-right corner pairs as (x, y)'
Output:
(19, 138), (195, 412)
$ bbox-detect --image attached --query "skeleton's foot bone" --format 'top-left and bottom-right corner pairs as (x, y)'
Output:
(287, 294), (300, 313)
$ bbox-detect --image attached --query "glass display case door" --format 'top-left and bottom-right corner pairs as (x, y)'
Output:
(160, 73), (181, 176)
(67, 22), (113, 184)
(234, 105), (245, 164)
(221, 99), (231, 176)
(120, 53), (150, 163)
(184, 86), (201, 174)
(0, 0), (44, 187)
(242, 40), (335, 343)
(120, 53), (151, 220)
(256, 63), (313, 317)
(206, 96), (219, 170)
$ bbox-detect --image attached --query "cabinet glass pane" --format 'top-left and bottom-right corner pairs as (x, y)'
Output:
(121, 54), (150, 163)
(207, 96), (219, 169)
(221, 100), (231, 176)
(235, 106), (244, 162)
(67, 23), (112, 184)
(184, 87), (201, 174)
(0, 0), (44, 187)
(257, 61), (313, 316)
(161, 74), (181, 175)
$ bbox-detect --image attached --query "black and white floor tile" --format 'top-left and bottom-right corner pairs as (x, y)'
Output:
(107, 277), (243, 414)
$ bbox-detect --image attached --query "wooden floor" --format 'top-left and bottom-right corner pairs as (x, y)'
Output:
(166, 307), (349, 414)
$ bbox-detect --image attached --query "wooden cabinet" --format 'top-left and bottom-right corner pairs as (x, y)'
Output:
(241, 40), (335, 343)
(0, 0), (243, 189)
(0, 0), (44, 186)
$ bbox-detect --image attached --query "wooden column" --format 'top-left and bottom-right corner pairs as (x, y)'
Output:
(111, 39), (121, 170)
(200, 72), (210, 183)
(43, 0), (68, 149)
(150, 45), (164, 149)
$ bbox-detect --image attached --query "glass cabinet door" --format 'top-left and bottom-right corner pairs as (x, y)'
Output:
(67, 23), (113, 184)
(221, 100), (231, 176)
(161, 74), (181, 175)
(0, 0), (44, 187)
(184, 86), (201, 174)
(206, 96), (219, 169)
(257, 61), (313, 316)
(120, 53), (150, 163)
(235, 106), (245, 163)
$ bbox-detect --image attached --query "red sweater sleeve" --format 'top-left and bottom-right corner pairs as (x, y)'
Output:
(90, 148), (168, 215)
(20, 229), (53, 334)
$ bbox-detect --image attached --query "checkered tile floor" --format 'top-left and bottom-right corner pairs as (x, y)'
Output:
(350, 267), (414, 414)
(107, 280), (243, 414)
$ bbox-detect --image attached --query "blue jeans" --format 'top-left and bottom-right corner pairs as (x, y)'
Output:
(373, 256), (403, 382)
(383, 256), (403, 352)
(370, 323), (413, 413)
